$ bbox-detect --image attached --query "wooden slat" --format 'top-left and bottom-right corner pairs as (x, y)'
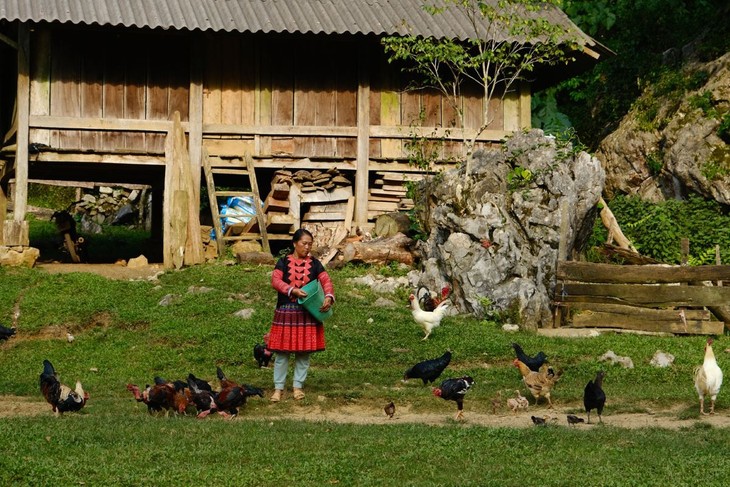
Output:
(30, 115), (178, 132)
(50, 33), (81, 149)
(558, 283), (730, 308)
(571, 306), (721, 335)
(557, 261), (730, 284)
(203, 35), (223, 125)
(221, 36), (243, 125)
(335, 41), (358, 158)
(80, 43), (104, 151)
(125, 35), (147, 151)
(13, 24), (30, 229)
(101, 38), (125, 151)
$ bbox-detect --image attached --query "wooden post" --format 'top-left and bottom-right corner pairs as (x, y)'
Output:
(5, 24), (31, 245)
(354, 44), (370, 230)
(188, 38), (204, 210)
(551, 200), (571, 329)
(715, 245), (722, 286)
(680, 238), (689, 266)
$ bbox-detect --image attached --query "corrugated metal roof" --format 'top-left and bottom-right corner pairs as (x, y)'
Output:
(0, 0), (607, 53)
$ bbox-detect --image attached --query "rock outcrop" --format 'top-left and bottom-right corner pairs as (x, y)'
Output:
(597, 52), (730, 204)
(414, 130), (605, 330)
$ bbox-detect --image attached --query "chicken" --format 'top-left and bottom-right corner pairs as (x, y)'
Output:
(506, 390), (529, 413)
(39, 360), (89, 416)
(567, 414), (585, 426)
(433, 376), (474, 420)
(583, 370), (606, 423)
(694, 338), (723, 415)
(531, 415), (549, 426)
(215, 366), (265, 418)
(513, 359), (562, 408)
(216, 384), (265, 419)
(416, 284), (451, 312)
(187, 375), (219, 418)
(187, 373), (213, 393)
(253, 343), (273, 368)
(126, 382), (176, 414)
(511, 342), (548, 372)
(0, 324), (17, 341)
(384, 401), (395, 418)
(409, 294), (450, 340)
(403, 351), (451, 385)
(153, 376), (191, 414)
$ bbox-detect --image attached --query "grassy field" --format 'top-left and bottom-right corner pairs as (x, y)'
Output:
(0, 263), (728, 486)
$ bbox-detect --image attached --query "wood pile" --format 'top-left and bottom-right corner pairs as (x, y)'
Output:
(367, 171), (421, 220)
(229, 170), (295, 237)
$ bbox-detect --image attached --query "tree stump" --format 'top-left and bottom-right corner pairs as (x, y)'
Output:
(374, 212), (411, 238)
(341, 232), (414, 266)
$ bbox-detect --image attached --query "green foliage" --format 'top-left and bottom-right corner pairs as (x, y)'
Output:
(688, 90), (716, 116)
(27, 184), (77, 209)
(555, 0), (728, 148)
(531, 88), (574, 135)
(588, 194), (730, 264)
(718, 112), (730, 144)
(403, 107), (450, 170)
(506, 165), (534, 191)
(646, 150), (664, 176)
(382, 0), (577, 155)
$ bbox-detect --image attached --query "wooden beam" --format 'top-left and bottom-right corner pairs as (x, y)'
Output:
(188, 37), (204, 214)
(204, 123), (357, 137)
(354, 44), (370, 229)
(13, 24), (30, 235)
(369, 125), (510, 141)
(557, 261), (730, 284)
(31, 152), (165, 165)
(29, 115), (182, 133)
(29, 26), (51, 149)
(558, 283), (730, 308)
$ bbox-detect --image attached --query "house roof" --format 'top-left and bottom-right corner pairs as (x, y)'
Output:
(0, 0), (610, 57)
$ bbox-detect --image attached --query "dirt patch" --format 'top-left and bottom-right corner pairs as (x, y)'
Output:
(4, 395), (728, 430)
(36, 263), (164, 281)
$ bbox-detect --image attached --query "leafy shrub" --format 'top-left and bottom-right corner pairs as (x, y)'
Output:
(588, 194), (730, 264)
(718, 112), (730, 144)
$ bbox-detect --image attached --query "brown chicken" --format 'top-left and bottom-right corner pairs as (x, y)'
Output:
(513, 359), (562, 408)
(126, 382), (176, 415)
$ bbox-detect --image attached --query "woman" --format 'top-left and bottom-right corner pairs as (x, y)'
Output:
(268, 229), (334, 402)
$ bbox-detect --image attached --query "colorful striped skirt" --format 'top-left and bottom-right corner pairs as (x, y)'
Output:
(268, 303), (326, 353)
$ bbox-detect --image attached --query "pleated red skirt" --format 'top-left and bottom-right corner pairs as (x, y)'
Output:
(268, 303), (326, 353)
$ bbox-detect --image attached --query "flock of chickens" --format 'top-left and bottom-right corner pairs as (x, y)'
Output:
(12, 282), (725, 424)
(405, 286), (724, 424)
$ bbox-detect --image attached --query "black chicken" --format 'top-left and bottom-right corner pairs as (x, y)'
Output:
(433, 375), (474, 420)
(384, 401), (395, 419)
(511, 342), (548, 372)
(403, 351), (452, 385)
(187, 375), (218, 418)
(0, 324), (16, 341)
(583, 370), (606, 424)
(531, 415), (548, 426)
(416, 284), (451, 312)
(253, 343), (273, 368)
(187, 373), (213, 392)
(566, 414), (585, 426)
(39, 360), (89, 416)
(216, 384), (265, 419)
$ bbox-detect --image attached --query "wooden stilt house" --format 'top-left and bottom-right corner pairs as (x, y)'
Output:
(0, 0), (608, 267)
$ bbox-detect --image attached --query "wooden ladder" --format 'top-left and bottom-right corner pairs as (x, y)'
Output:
(203, 151), (270, 256)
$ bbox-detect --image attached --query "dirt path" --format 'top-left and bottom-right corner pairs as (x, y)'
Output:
(35, 263), (164, 281)
(4, 395), (728, 430)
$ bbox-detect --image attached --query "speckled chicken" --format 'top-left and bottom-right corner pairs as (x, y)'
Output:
(513, 359), (562, 408)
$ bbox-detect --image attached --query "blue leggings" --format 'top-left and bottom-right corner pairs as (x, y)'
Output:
(273, 352), (311, 390)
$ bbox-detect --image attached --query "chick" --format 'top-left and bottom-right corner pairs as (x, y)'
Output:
(384, 401), (395, 419)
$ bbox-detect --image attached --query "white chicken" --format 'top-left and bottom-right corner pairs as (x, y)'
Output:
(408, 293), (450, 340)
(693, 338), (723, 415)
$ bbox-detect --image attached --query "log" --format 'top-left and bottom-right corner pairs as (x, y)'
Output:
(599, 197), (637, 252)
(374, 212), (411, 238)
(557, 261), (730, 284)
(341, 232), (414, 266)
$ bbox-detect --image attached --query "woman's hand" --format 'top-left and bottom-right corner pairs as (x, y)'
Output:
(320, 296), (333, 312)
(291, 288), (307, 299)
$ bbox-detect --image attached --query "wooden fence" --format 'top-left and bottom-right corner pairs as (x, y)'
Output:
(553, 261), (730, 335)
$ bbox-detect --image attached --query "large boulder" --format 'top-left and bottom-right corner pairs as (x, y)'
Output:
(414, 130), (605, 330)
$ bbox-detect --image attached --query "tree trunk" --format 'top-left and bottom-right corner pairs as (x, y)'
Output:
(341, 232), (414, 265)
(374, 212), (411, 238)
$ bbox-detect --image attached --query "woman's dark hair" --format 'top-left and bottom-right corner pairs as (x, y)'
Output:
(292, 228), (314, 245)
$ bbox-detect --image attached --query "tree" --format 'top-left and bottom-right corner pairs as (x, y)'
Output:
(382, 0), (580, 172)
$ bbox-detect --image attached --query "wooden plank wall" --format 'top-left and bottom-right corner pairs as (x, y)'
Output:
(34, 28), (190, 154)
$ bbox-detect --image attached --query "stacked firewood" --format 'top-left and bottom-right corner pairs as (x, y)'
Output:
(367, 171), (420, 220)
(289, 168), (351, 193)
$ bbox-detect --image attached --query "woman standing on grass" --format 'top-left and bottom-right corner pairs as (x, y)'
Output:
(268, 228), (334, 402)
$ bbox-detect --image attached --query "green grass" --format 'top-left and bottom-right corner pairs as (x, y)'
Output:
(0, 263), (728, 485)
